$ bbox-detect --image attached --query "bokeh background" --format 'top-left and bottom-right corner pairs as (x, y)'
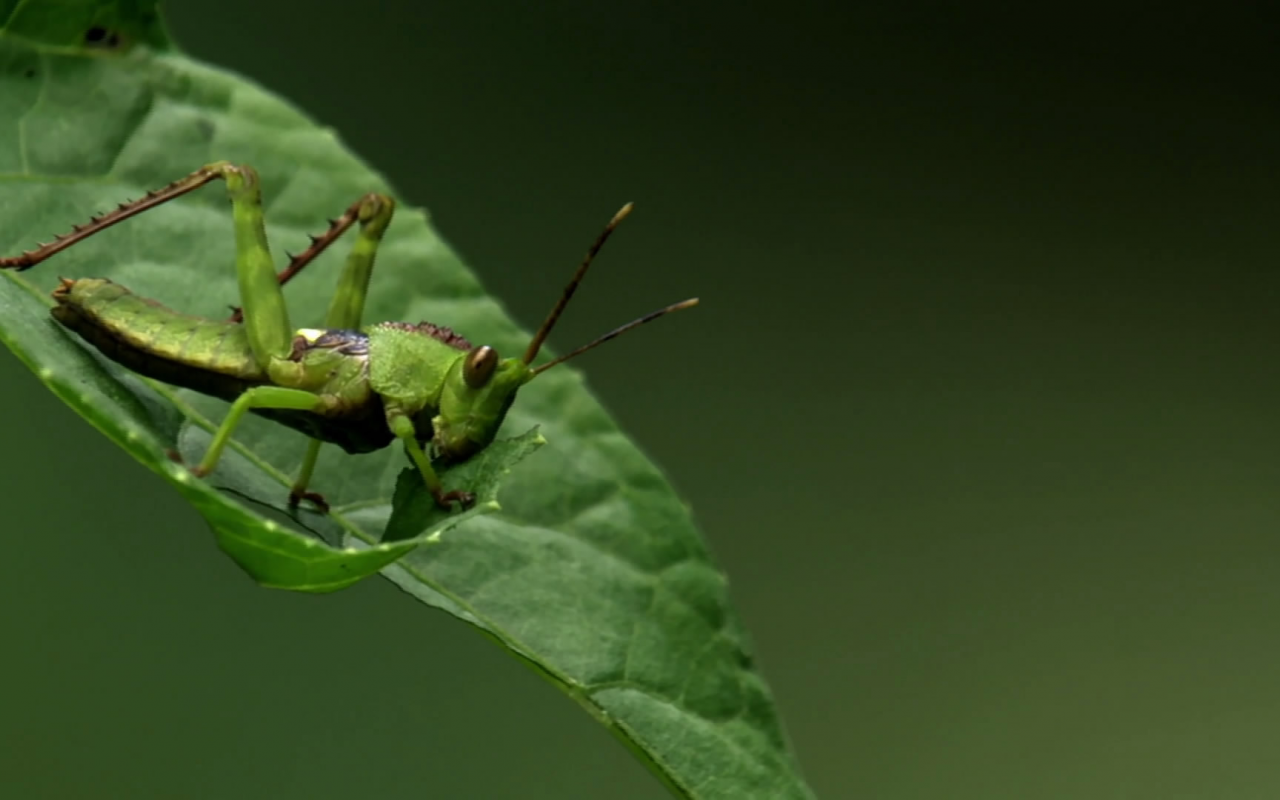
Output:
(4, 2), (1280, 798)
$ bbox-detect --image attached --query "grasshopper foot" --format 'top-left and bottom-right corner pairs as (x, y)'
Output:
(432, 489), (476, 511)
(288, 488), (331, 514)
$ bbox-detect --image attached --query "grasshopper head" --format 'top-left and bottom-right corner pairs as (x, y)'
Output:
(433, 346), (533, 463)
(434, 202), (698, 463)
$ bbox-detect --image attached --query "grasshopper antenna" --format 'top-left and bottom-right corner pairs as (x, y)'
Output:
(522, 203), (634, 365)
(530, 297), (700, 376)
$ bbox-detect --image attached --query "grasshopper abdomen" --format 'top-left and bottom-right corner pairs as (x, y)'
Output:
(53, 277), (268, 400)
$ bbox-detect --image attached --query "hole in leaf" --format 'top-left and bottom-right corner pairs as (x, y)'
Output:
(83, 26), (123, 49)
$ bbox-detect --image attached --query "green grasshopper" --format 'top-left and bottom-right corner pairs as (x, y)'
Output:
(0, 162), (696, 512)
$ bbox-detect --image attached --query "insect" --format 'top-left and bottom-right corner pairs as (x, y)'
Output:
(0, 162), (697, 512)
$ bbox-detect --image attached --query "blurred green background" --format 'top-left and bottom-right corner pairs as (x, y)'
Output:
(4, 2), (1280, 798)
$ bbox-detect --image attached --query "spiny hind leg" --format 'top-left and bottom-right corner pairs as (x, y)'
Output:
(0, 163), (231, 270)
(0, 161), (330, 512)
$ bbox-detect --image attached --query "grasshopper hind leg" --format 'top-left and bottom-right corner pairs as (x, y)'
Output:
(1, 162), (397, 516)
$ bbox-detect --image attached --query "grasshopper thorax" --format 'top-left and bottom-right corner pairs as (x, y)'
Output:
(364, 321), (533, 463)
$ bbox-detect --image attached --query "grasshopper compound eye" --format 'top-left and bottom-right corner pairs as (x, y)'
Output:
(464, 345), (499, 388)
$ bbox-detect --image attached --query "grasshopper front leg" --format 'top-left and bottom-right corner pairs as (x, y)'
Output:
(388, 412), (475, 510)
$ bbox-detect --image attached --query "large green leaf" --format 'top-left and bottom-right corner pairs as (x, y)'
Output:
(0, 4), (814, 798)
